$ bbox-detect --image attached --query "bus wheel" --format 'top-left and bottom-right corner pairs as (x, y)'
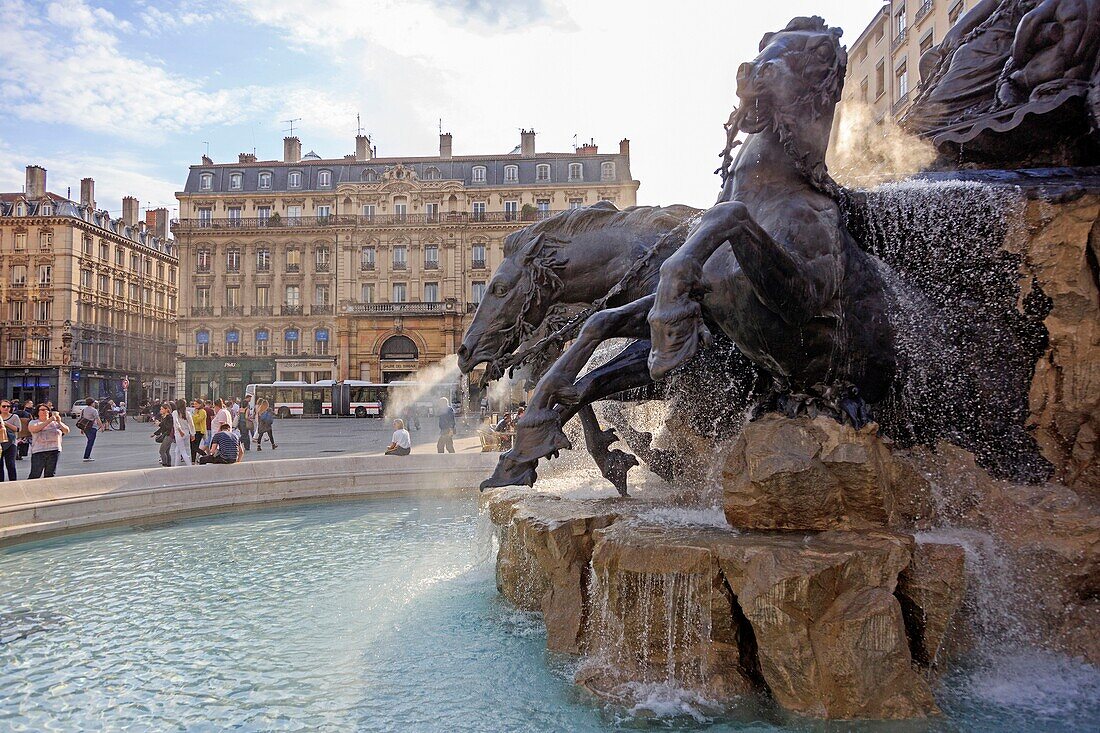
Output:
(278, 406), (291, 419)
(355, 406), (367, 418)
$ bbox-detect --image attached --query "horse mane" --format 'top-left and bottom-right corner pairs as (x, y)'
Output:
(502, 203), (697, 257)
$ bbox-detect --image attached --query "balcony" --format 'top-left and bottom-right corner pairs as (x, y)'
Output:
(315, 262), (331, 273)
(424, 260), (439, 270)
(893, 90), (911, 114)
(471, 259), (486, 269)
(361, 262), (375, 271)
(190, 306), (213, 317)
(915, 1), (933, 23)
(346, 301), (448, 316)
(252, 306), (273, 316)
(171, 210), (568, 232)
(286, 263), (301, 273)
(282, 305), (303, 315)
(892, 28), (908, 50)
(311, 304), (334, 315)
(393, 262), (407, 270)
(223, 306), (244, 316)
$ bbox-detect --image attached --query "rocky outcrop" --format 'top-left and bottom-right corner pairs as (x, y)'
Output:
(722, 415), (934, 531)
(896, 542), (968, 668)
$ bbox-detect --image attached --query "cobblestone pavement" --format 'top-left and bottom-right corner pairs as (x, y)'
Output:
(5, 416), (486, 480)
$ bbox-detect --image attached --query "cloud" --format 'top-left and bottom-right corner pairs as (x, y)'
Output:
(138, 1), (221, 34)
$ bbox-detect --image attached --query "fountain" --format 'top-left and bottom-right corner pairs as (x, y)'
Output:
(465, 8), (1100, 722)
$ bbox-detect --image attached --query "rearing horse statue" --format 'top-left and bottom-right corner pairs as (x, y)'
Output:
(480, 16), (897, 494)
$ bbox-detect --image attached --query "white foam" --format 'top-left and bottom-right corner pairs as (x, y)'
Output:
(963, 650), (1100, 718)
(632, 506), (730, 529)
(618, 681), (721, 723)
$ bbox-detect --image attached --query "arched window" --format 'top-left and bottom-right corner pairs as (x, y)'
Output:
(504, 164), (518, 183)
(255, 328), (269, 355)
(256, 245), (271, 271)
(226, 246), (241, 272)
(288, 170), (302, 188)
(362, 169), (378, 182)
(380, 335), (418, 361)
(471, 165), (486, 184)
(424, 166), (441, 180)
(258, 171), (272, 189)
(284, 328), (300, 355)
(226, 329), (240, 356)
(536, 163), (550, 182)
(601, 161), (616, 181)
(318, 169), (332, 187)
(196, 329), (210, 356)
(315, 328), (330, 356)
(196, 248), (211, 272)
(315, 245), (330, 272)
(568, 162), (583, 181)
(229, 172), (243, 190)
(199, 172), (213, 190)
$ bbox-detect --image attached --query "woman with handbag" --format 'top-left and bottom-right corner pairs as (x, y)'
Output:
(171, 398), (195, 466)
(77, 398), (100, 462)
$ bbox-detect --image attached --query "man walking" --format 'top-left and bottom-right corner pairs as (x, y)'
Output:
(78, 398), (100, 462)
(436, 398), (456, 454)
(152, 403), (174, 467)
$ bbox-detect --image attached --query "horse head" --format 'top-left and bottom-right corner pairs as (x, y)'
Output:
(457, 228), (564, 375)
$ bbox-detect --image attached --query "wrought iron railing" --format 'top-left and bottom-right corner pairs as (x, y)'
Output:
(223, 306), (244, 316)
(915, 1), (933, 23)
(191, 306), (213, 316)
(311, 305), (334, 315)
(251, 306), (273, 316)
(345, 302), (447, 315)
(172, 210), (567, 231)
(282, 305), (303, 315)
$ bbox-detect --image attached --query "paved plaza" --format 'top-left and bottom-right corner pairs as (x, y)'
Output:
(7, 415), (486, 480)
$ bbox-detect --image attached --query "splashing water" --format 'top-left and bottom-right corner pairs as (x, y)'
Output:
(384, 354), (461, 421)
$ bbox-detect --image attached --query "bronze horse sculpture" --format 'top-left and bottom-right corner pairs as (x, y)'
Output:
(469, 16), (898, 495)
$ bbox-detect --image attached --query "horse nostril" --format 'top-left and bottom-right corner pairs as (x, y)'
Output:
(457, 345), (470, 360)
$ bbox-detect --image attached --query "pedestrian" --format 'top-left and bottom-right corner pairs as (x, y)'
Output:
(386, 418), (412, 456)
(16, 400), (33, 460)
(101, 399), (114, 431)
(28, 404), (69, 479)
(117, 400), (126, 431)
(255, 399), (277, 450)
(404, 405), (421, 431)
(190, 399), (207, 463)
(238, 395), (253, 451)
(152, 403), (174, 467)
(436, 397), (456, 454)
(202, 400), (214, 449)
(0, 400), (20, 480)
(211, 399), (232, 434)
(199, 423), (243, 465)
(229, 398), (241, 426)
(172, 398), (195, 466)
(77, 398), (100, 462)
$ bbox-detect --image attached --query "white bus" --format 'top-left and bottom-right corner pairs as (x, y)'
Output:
(245, 382), (336, 418)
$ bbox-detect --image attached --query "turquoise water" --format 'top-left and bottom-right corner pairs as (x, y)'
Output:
(1, 494), (1097, 731)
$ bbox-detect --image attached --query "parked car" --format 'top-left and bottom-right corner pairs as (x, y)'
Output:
(69, 399), (96, 418)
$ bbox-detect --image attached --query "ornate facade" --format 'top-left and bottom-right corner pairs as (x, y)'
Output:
(0, 166), (178, 408)
(173, 130), (639, 399)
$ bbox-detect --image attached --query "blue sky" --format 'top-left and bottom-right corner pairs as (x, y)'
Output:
(0, 0), (883, 217)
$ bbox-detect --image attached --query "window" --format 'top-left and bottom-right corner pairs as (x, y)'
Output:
(472, 243), (486, 268)
(98, 241), (108, 259)
(199, 172), (213, 190)
(504, 165), (518, 183)
(285, 285), (300, 306)
(363, 169), (378, 183)
(318, 170), (332, 187)
(360, 283), (374, 302)
(472, 201), (486, 222)
(34, 300), (51, 322)
(601, 161), (616, 181)
(255, 329), (269, 355)
(860, 77), (869, 102)
(129, 283), (139, 301)
(425, 202), (439, 222)
(9, 301), (24, 321)
(314, 284), (330, 306)
(315, 328), (330, 355)
(424, 244), (439, 268)
(38, 265), (51, 284)
(225, 330), (240, 356)
(569, 197), (583, 210)
(196, 330), (210, 357)
(392, 283), (407, 302)
(875, 60), (886, 99)
(284, 329), (300, 356)
(257, 206), (272, 224)
(424, 167), (441, 180)
(14, 232), (26, 250)
(288, 171), (302, 188)
(568, 162), (582, 181)
(114, 279), (124, 297)
(130, 253), (141, 272)
(256, 247), (271, 271)
(80, 269), (91, 287)
(424, 282), (439, 302)
(35, 338), (49, 362)
(287, 248), (301, 272)
(259, 171), (272, 189)
(198, 208), (212, 227)
(287, 205), (302, 223)
(362, 204), (375, 220)
(228, 207), (242, 226)
(41, 204), (52, 216)
(919, 31), (934, 57)
(156, 262), (164, 281)
(537, 198), (550, 215)
(361, 246), (376, 270)
(11, 265), (27, 286)
(315, 246), (330, 272)
(97, 274), (109, 292)
(472, 281), (486, 304)
(536, 164), (550, 182)
(504, 200), (519, 221)
(393, 197), (407, 222)
(316, 205), (332, 221)
(392, 245), (407, 269)
(39, 231), (52, 249)
(197, 248), (211, 272)
(168, 266), (176, 284)
(230, 172), (242, 190)
(471, 166), (486, 183)
(949, 1), (964, 24)
(256, 285), (270, 307)
(896, 7), (907, 37)
(195, 286), (211, 307)
(227, 247), (241, 271)
(896, 61), (909, 100)
(226, 286), (240, 308)
(116, 247), (125, 266)
(7, 339), (25, 362)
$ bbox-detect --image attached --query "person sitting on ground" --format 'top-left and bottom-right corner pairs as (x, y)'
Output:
(199, 423), (243, 465)
(386, 418), (412, 456)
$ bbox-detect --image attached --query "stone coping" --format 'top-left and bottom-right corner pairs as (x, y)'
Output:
(0, 453), (498, 544)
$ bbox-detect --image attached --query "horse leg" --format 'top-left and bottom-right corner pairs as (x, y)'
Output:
(647, 200), (821, 380)
(480, 296), (654, 492)
(576, 404), (638, 497)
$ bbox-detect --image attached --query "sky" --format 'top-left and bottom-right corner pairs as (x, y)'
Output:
(0, 0), (884, 218)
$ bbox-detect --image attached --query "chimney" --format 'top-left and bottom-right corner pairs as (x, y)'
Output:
(238, 152), (257, 163)
(25, 165), (46, 199)
(122, 196), (140, 227)
(356, 134), (373, 161)
(619, 138), (630, 158)
(439, 132), (453, 159)
(576, 139), (598, 155)
(201, 154), (213, 165)
(520, 129), (536, 157)
(145, 207), (170, 239)
(284, 136), (301, 163)
(80, 177), (96, 209)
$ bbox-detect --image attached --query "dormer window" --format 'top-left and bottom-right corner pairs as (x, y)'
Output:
(40, 204), (52, 216)
(568, 163), (583, 181)
(504, 165), (518, 183)
(424, 166), (441, 180)
(199, 172), (213, 190)
(601, 161), (616, 181)
(15, 203), (26, 216)
(318, 169), (332, 187)
(229, 172), (243, 190)
(362, 169), (378, 182)
(288, 171), (302, 188)
(258, 171), (272, 189)
(472, 166), (486, 184)
(536, 164), (550, 182)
